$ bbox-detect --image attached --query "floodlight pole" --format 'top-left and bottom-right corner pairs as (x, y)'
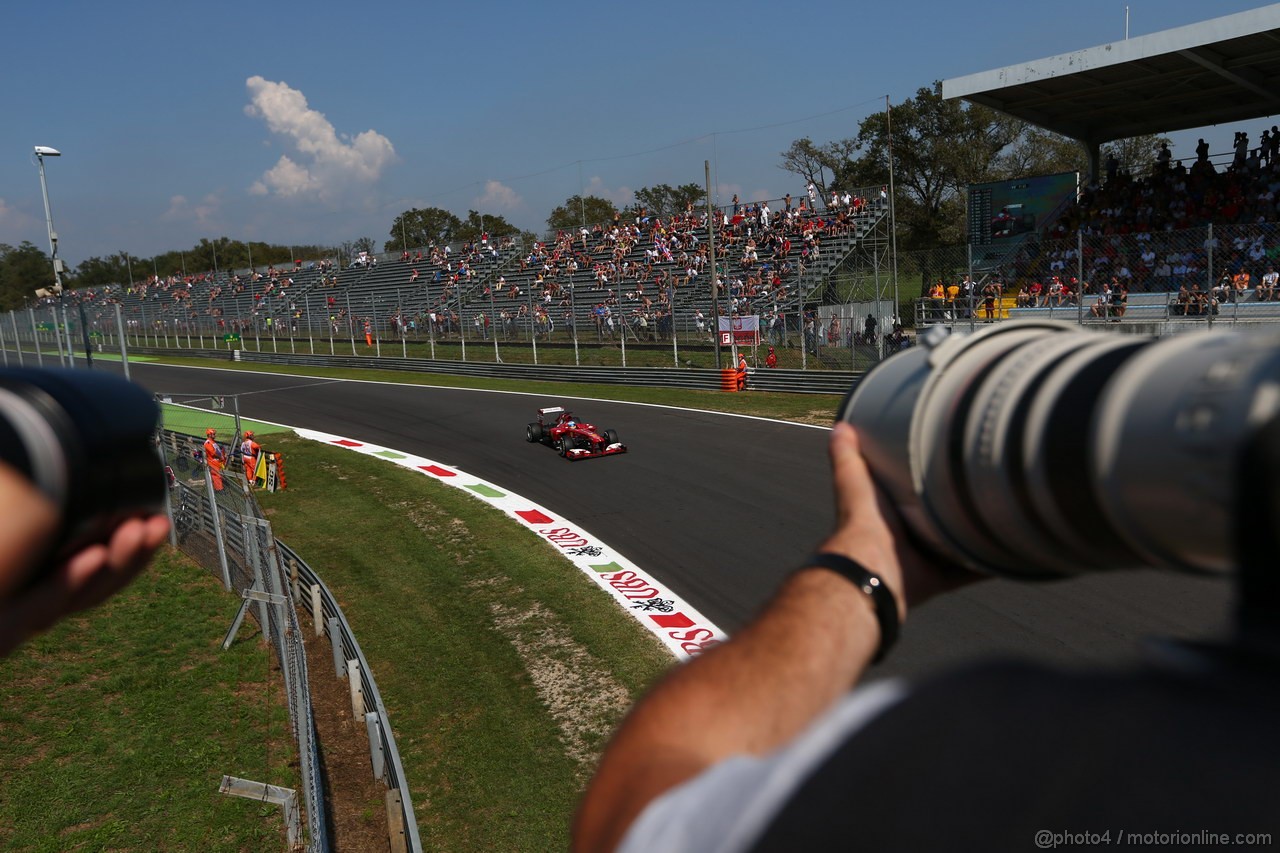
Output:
(35, 147), (69, 367)
(707, 161), (722, 370)
(885, 96), (901, 327)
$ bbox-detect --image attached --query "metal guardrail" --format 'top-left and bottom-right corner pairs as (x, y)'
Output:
(277, 541), (423, 853)
(133, 346), (858, 395)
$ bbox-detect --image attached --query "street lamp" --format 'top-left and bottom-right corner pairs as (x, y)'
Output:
(34, 145), (70, 367)
(34, 146), (64, 296)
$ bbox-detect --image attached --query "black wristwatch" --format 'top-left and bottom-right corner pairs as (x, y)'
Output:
(802, 552), (900, 662)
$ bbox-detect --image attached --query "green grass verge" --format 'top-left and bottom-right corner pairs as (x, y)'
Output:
(136, 333), (862, 371)
(144, 352), (847, 426)
(257, 433), (673, 850)
(0, 549), (294, 852)
(157, 401), (291, 440)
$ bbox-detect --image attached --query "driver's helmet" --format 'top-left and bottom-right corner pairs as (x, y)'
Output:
(565, 419), (577, 428)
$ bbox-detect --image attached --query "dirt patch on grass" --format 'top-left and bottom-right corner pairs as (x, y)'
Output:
(795, 409), (838, 426)
(484, 590), (631, 777)
(301, 621), (393, 853)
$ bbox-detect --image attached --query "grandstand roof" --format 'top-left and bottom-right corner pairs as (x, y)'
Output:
(942, 5), (1280, 146)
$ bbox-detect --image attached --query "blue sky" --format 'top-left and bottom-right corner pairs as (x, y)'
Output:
(1, 0), (1273, 266)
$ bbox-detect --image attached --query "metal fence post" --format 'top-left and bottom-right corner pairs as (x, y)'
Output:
(10, 312), (23, 366)
(329, 617), (344, 678)
(29, 308), (43, 367)
(366, 712), (386, 781)
(204, 462), (233, 591)
(243, 517), (271, 632)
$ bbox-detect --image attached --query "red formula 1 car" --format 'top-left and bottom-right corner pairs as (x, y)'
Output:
(525, 406), (627, 460)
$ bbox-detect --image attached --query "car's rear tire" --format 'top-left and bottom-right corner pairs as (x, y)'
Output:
(527, 423), (543, 443)
(605, 429), (619, 445)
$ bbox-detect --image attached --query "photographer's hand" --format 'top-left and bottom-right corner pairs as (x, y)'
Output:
(0, 461), (169, 658)
(818, 422), (982, 615)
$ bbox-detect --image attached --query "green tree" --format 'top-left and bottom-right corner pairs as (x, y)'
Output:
(999, 127), (1090, 180)
(457, 210), (521, 242)
(833, 85), (1028, 248)
(73, 254), (127, 288)
(1101, 133), (1174, 179)
(385, 208), (463, 252)
(778, 137), (851, 197)
(546, 195), (618, 231)
(0, 242), (54, 309)
(631, 183), (704, 219)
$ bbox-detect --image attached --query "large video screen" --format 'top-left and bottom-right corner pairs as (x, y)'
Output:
(967, 171), (1078, 245)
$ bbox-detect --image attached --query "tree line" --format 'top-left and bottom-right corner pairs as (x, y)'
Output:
(777, 83), (1167, 251)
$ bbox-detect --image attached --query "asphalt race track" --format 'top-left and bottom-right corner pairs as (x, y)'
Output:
(104, 360), (1236, 681)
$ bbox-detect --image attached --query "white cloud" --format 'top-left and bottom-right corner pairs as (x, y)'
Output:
(0, 197), (36, 236)
(162, 193), (222, 227)
(244, 75), (395, 202)
(474, 180), (522, 211)
(584, 176), (634, 208)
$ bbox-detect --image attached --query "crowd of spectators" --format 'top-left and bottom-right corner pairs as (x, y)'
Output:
(385, 186), (887, 346)
(1024, 125), (1280, 299)
(32, 184), (891, 347)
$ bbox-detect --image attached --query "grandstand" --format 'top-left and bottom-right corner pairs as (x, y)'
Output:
(45, 187), (894, 362)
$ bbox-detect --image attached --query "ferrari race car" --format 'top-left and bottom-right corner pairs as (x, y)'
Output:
(526, 406), (627, 460)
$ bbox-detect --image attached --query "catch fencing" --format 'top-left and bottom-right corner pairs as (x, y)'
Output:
(157, 405), (422, 853)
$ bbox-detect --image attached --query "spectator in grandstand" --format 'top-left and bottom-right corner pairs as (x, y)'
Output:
(1155, 142), (1172, 172)
(982, 281), (1000, 319)
(928, 281), (945, 301)
(1090, 282), (1112, 318)
(945, 279), (961, 310)
(1173, 283), (1192, 316)
(1258, 267), (1278, 302)
(1211, 275), (1232, 307)
(1015, 283), (1033, 308)
(1233, 269), (1252, 300)
(0, 460), (169, 658)
(1047, 276), (1067, 307)
(1234, 131), (1250, 170)
(1111, 284), (1131, 320)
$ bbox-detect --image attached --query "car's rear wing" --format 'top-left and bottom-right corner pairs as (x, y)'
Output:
(538, 406), (566, 417)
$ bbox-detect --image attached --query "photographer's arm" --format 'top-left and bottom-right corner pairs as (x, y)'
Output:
(574, 424), (965, 853)
(0, 461), (170, 658)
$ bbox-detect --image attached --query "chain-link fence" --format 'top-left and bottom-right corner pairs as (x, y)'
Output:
(889, 223), (1280, 329)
